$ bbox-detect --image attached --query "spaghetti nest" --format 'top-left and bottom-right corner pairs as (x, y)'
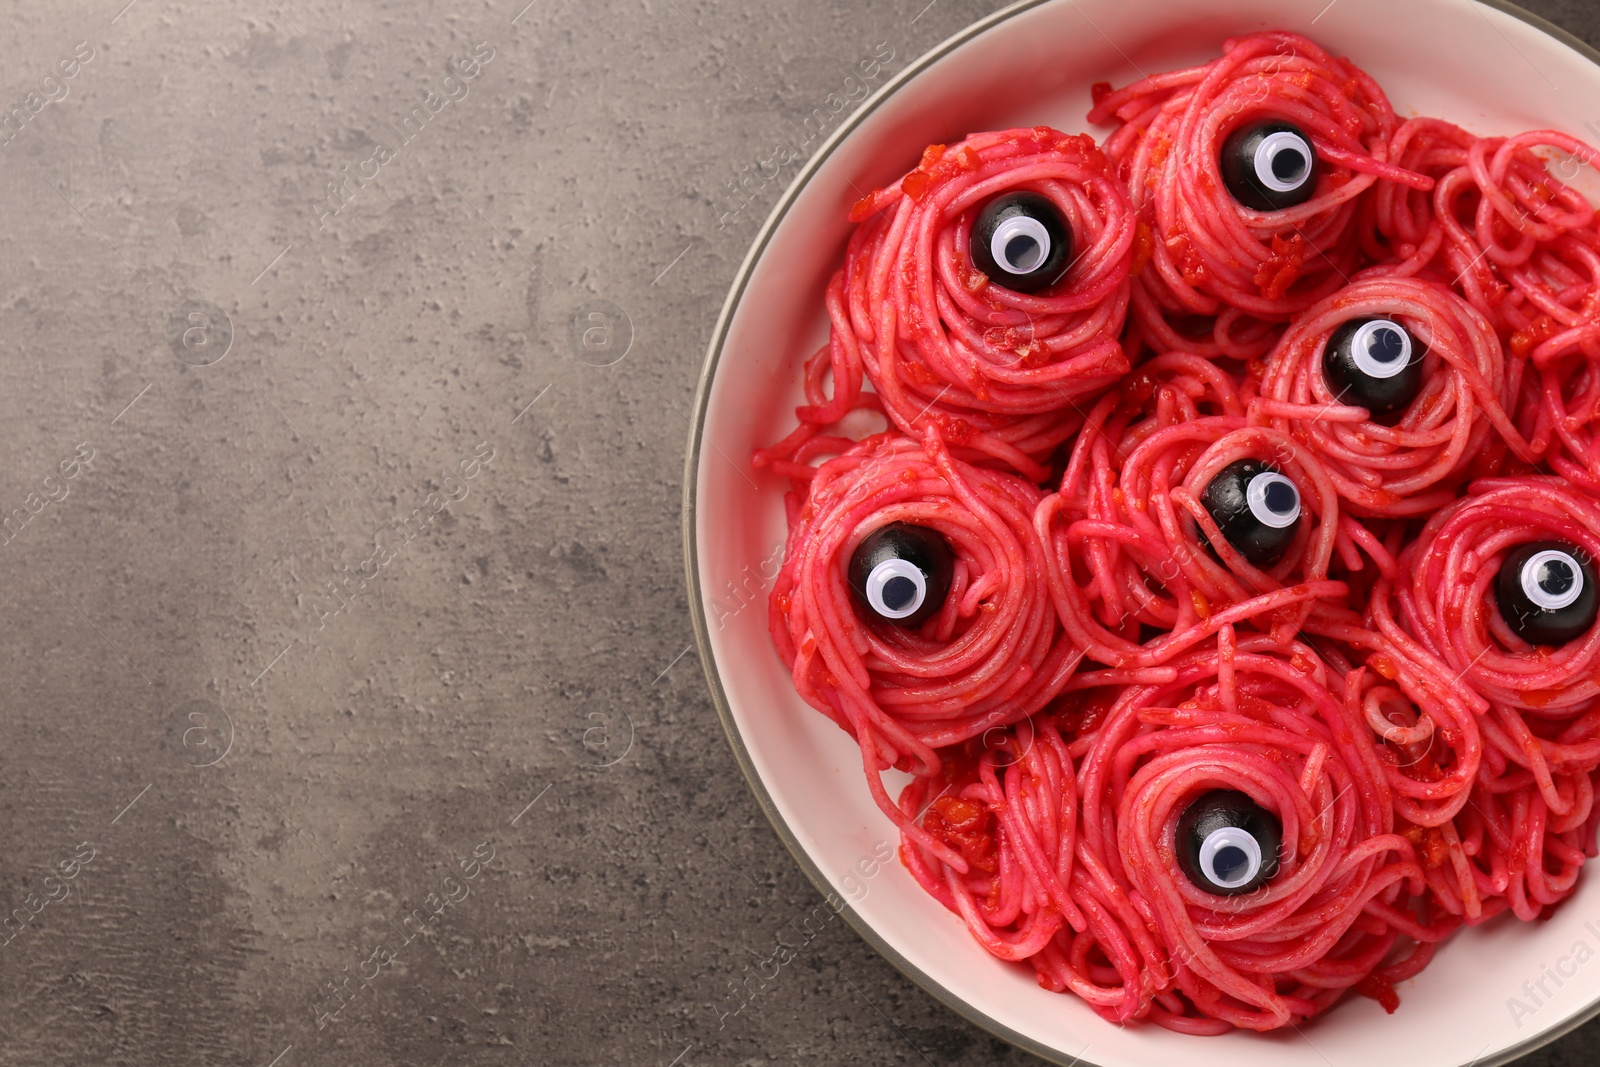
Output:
(1371, 119), (1600, 486)
(768, 427), (1081, 865)
(1254, 274), (1534, 516)
(1090, 31), (1430, 359)
(900, 637), (1449, 1033)
(763, 126), (1135, 482)
(1037, 408), (1343, 669)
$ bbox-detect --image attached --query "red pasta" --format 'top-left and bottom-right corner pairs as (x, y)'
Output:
(762, 126), (1135, 483)
(1038, 409), (1344, 668)
(1090, 31), (1430, 360)
(766, 427), (1081, 863)
(1303, 505), (1585, 923)
(1373, 119), (1600, 333)
(896, 716), (1088, 988)
(1388, 478), (1600, 719)
(898, 637), (1451, 1032)
(1370, 476), (1600, 918)
(1441, 771), (1599, 923)
(1254, 274), (1535, 515)
(749, 28), (1600, 1036)
(1370, 118), (1600, 486)
(1300, 602), (1487, 830)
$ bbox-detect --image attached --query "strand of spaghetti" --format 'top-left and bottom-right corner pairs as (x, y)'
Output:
(1312, 137), (1434, 188)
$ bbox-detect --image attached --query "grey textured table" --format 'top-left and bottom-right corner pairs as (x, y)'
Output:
(0, 1), (1598, 1064)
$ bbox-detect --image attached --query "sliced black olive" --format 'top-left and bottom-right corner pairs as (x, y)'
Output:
(1176, 789), (1281, 895)
(1200, 459), (1302, 567)
(1220, 120), (1318, 211)
(847, 523), (955, 627)
(969, 191), (1072, 293)
(1494, 540), (1598, 645)
(1322, 317), (1425, 418)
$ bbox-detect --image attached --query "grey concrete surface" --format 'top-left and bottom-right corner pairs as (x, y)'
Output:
(0, 0), (1598, 1065)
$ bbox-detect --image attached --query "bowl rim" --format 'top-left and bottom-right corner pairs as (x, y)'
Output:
(681, 2), (1600, 1062)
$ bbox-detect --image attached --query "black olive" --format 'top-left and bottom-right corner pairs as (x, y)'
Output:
(1200, 459), (1302, 567)
(1322, 317), (1425, 418)
(969, 191), (1072, 293)
(1220, 120), (1319, 211)
(1176, 789), (1281, 896)
(1494, 540), (1598, 645)
(847, 523), (955, 627)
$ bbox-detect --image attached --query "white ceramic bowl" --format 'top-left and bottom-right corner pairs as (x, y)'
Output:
(685, 2), (1600, 1063)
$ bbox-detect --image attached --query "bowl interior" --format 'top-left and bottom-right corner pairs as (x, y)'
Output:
(690, 1), (1600, 1064)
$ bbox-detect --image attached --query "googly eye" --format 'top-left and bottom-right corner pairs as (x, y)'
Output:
(847, 523), (955, 627)
(1322, 317), (1425, 417)
(1245, 471), (1300, 529)
(1495, 541), (1598, 645)
(1253, 131), (1313, 192)
(865, 558), (926, 619)
(1220, 121), (1320, 211)
(990, 215), (1051, 275)
(1198, 827), (1263, 891)
(969, 191), (1073, 293)
(1523, 549), (1584, 610)
(1347, 320), (1412, 379)
(1200, 459), (1303, 567)
(1176, 790), (1281, 896)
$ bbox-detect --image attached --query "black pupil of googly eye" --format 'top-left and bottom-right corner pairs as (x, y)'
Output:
(969, 191), (1072, 294)
(1263, 479), (1297, 516)
(1539, 558), (1575, 596)
(1005, 234), (1041, 272)
(1176, 789), (1281, 896)
(1368, 326), (1405, 364)
(1271, 147), (1306, 182)
(1199, 459), (1301, 568)
(881, 574), (918, 612)
(847, 522), (955, 628)
(1220, 120), (1320, 211)
(1494, 540), (1599, 645)
(1322, 317), (1426, 420)
(1213, 845), (1250, 882)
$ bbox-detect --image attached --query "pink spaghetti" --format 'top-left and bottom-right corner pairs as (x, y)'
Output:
(760, 127), (1135, 483)
(1370, 118), (1600, 486)
(749, 28), (1600, 1035)
(897, 638), (1450, 1032)
(1089, 32), (1430, 360)
(1254, 275), (1534, 515)
(767, 428), (1081, 863)
(1038, 410), (1343, 668)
